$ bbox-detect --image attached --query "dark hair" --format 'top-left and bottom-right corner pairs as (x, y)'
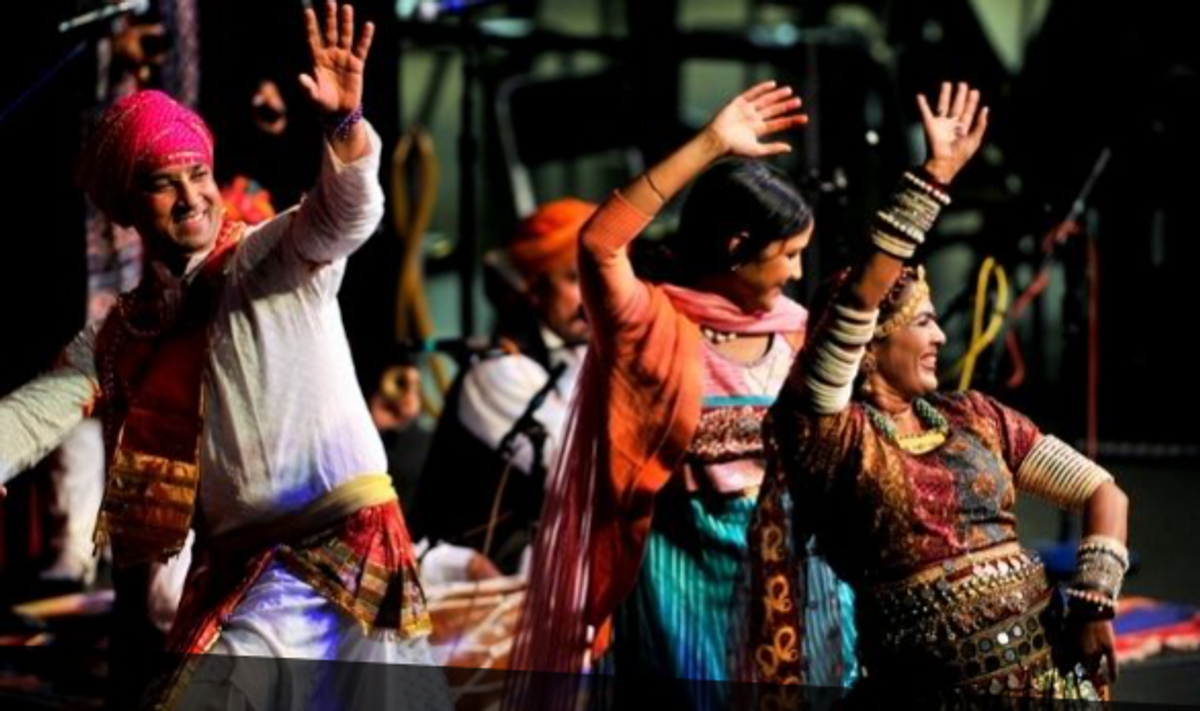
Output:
(634, 158), (813, 285)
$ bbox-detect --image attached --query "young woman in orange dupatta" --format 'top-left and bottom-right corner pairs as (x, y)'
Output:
(507, 82), (856, 708)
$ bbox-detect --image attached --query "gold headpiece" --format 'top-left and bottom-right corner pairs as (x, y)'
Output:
(873, 265), (930, 340)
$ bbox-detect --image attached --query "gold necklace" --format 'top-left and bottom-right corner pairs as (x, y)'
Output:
(866, 398), (950, 454)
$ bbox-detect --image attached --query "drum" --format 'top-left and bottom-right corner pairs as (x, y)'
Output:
(424, 575), (525, 710)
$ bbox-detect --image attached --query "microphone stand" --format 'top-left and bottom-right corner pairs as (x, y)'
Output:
(0, 41), (88, 126)
(483, 360), (567, 560)
(1, 2), (151, 126)
(981, 147), (1112, 389)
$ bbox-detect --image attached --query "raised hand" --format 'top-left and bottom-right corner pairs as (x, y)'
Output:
(916, 81), (989, 184)
(705, 81), (808, 158)
(299, 1), (375, 117)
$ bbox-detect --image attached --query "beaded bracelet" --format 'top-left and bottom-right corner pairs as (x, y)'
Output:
(876, 209), (927, 244)
(871, 228), (918, 260)
(325, 104), (364, 142)
(1064, 587), (1117, 621)
(903, 169), (952, 206)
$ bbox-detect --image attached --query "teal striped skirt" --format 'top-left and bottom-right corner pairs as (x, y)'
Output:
(598, 485), (856, 705)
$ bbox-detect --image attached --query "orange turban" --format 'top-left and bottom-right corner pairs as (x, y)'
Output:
(507, 198), (597, 279)
(77, 90), (215, 226)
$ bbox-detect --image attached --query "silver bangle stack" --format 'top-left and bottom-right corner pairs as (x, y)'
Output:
(871, 172), (949, 260)
(1066, 535), (1130, 621)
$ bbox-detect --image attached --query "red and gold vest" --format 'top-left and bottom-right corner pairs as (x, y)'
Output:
(93, 221), (244, 567)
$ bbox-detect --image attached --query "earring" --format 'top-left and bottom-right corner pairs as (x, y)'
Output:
(860, 351), (878, 376)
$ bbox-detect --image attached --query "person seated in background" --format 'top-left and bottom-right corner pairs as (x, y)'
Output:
(369, 357), (432, 516)
(412, 198), (595, 576)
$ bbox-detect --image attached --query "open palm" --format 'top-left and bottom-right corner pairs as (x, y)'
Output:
(300, 1), (375, 116)
(707, 81), (808, 158)
(916, 81), (988, 181)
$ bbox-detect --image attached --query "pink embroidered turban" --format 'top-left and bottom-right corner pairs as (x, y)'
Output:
(77, 90), (215, 226)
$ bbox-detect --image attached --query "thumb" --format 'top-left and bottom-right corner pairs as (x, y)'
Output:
(298, 73), (319, 100)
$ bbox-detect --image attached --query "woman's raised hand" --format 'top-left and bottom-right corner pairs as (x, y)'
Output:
(916, 81), (989, 184)
(704, 81), (808, 158)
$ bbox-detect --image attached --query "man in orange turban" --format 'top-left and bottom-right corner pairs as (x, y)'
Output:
(412, 198), (596, 578)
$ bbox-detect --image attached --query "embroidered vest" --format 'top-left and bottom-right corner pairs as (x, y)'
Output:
(94, 221), (245, 567)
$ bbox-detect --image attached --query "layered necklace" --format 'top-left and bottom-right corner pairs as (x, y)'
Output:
(865, 397), (950, 454)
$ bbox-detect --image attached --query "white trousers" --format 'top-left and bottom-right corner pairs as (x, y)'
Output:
(175, 561), (453, 711)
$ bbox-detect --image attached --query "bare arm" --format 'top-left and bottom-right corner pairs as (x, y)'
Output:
(580, 82), (807, 334)
(1076, 481), (1130, 684)
(795, 83), (989, 415)
(842, 82), (989, 312)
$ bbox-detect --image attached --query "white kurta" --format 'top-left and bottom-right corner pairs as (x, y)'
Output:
(0, 123), (450, 709)
(1, 124), (388, 534)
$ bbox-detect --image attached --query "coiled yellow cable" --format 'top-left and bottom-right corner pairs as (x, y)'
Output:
(951, 256), (1010, 391)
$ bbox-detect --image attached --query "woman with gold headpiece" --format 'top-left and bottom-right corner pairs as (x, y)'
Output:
(752, 82), (1129, 702)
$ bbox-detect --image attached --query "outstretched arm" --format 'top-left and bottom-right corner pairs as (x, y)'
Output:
(622, 81), (806, 213)
(299, 0), (375, 163)
(795, 82), (988, 415)
(0, 328), (100, 498)
(580, 82), (807, 333)
(843, 81), (988, 312)
(240, 2), (384, 274)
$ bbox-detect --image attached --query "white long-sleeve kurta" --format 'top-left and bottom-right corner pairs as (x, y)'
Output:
(0, 123), (387, 538)
(1, 124), (454, 709)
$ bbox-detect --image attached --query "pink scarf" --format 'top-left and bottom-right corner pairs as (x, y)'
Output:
(660, 283), (808, 334)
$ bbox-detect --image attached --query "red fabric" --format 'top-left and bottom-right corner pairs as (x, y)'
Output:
(1114, 596), (1200, 663)
(77, 89), (215, 226)
(167, 501), (422, 656)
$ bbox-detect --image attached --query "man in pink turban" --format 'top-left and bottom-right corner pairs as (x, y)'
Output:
(0, 3), (450, 709)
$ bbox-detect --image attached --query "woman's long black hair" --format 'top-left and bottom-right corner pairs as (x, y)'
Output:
(634, 157), (813, 284)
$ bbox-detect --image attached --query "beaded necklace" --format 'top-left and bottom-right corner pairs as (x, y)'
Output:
(865, 397), (950, 454)
(700, 325), (739, 344)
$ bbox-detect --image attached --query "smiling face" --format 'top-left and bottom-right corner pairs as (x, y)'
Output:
(129, 162), (224, 268)
(869, 296), (946, 399)
(712, 224), (813, 315)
